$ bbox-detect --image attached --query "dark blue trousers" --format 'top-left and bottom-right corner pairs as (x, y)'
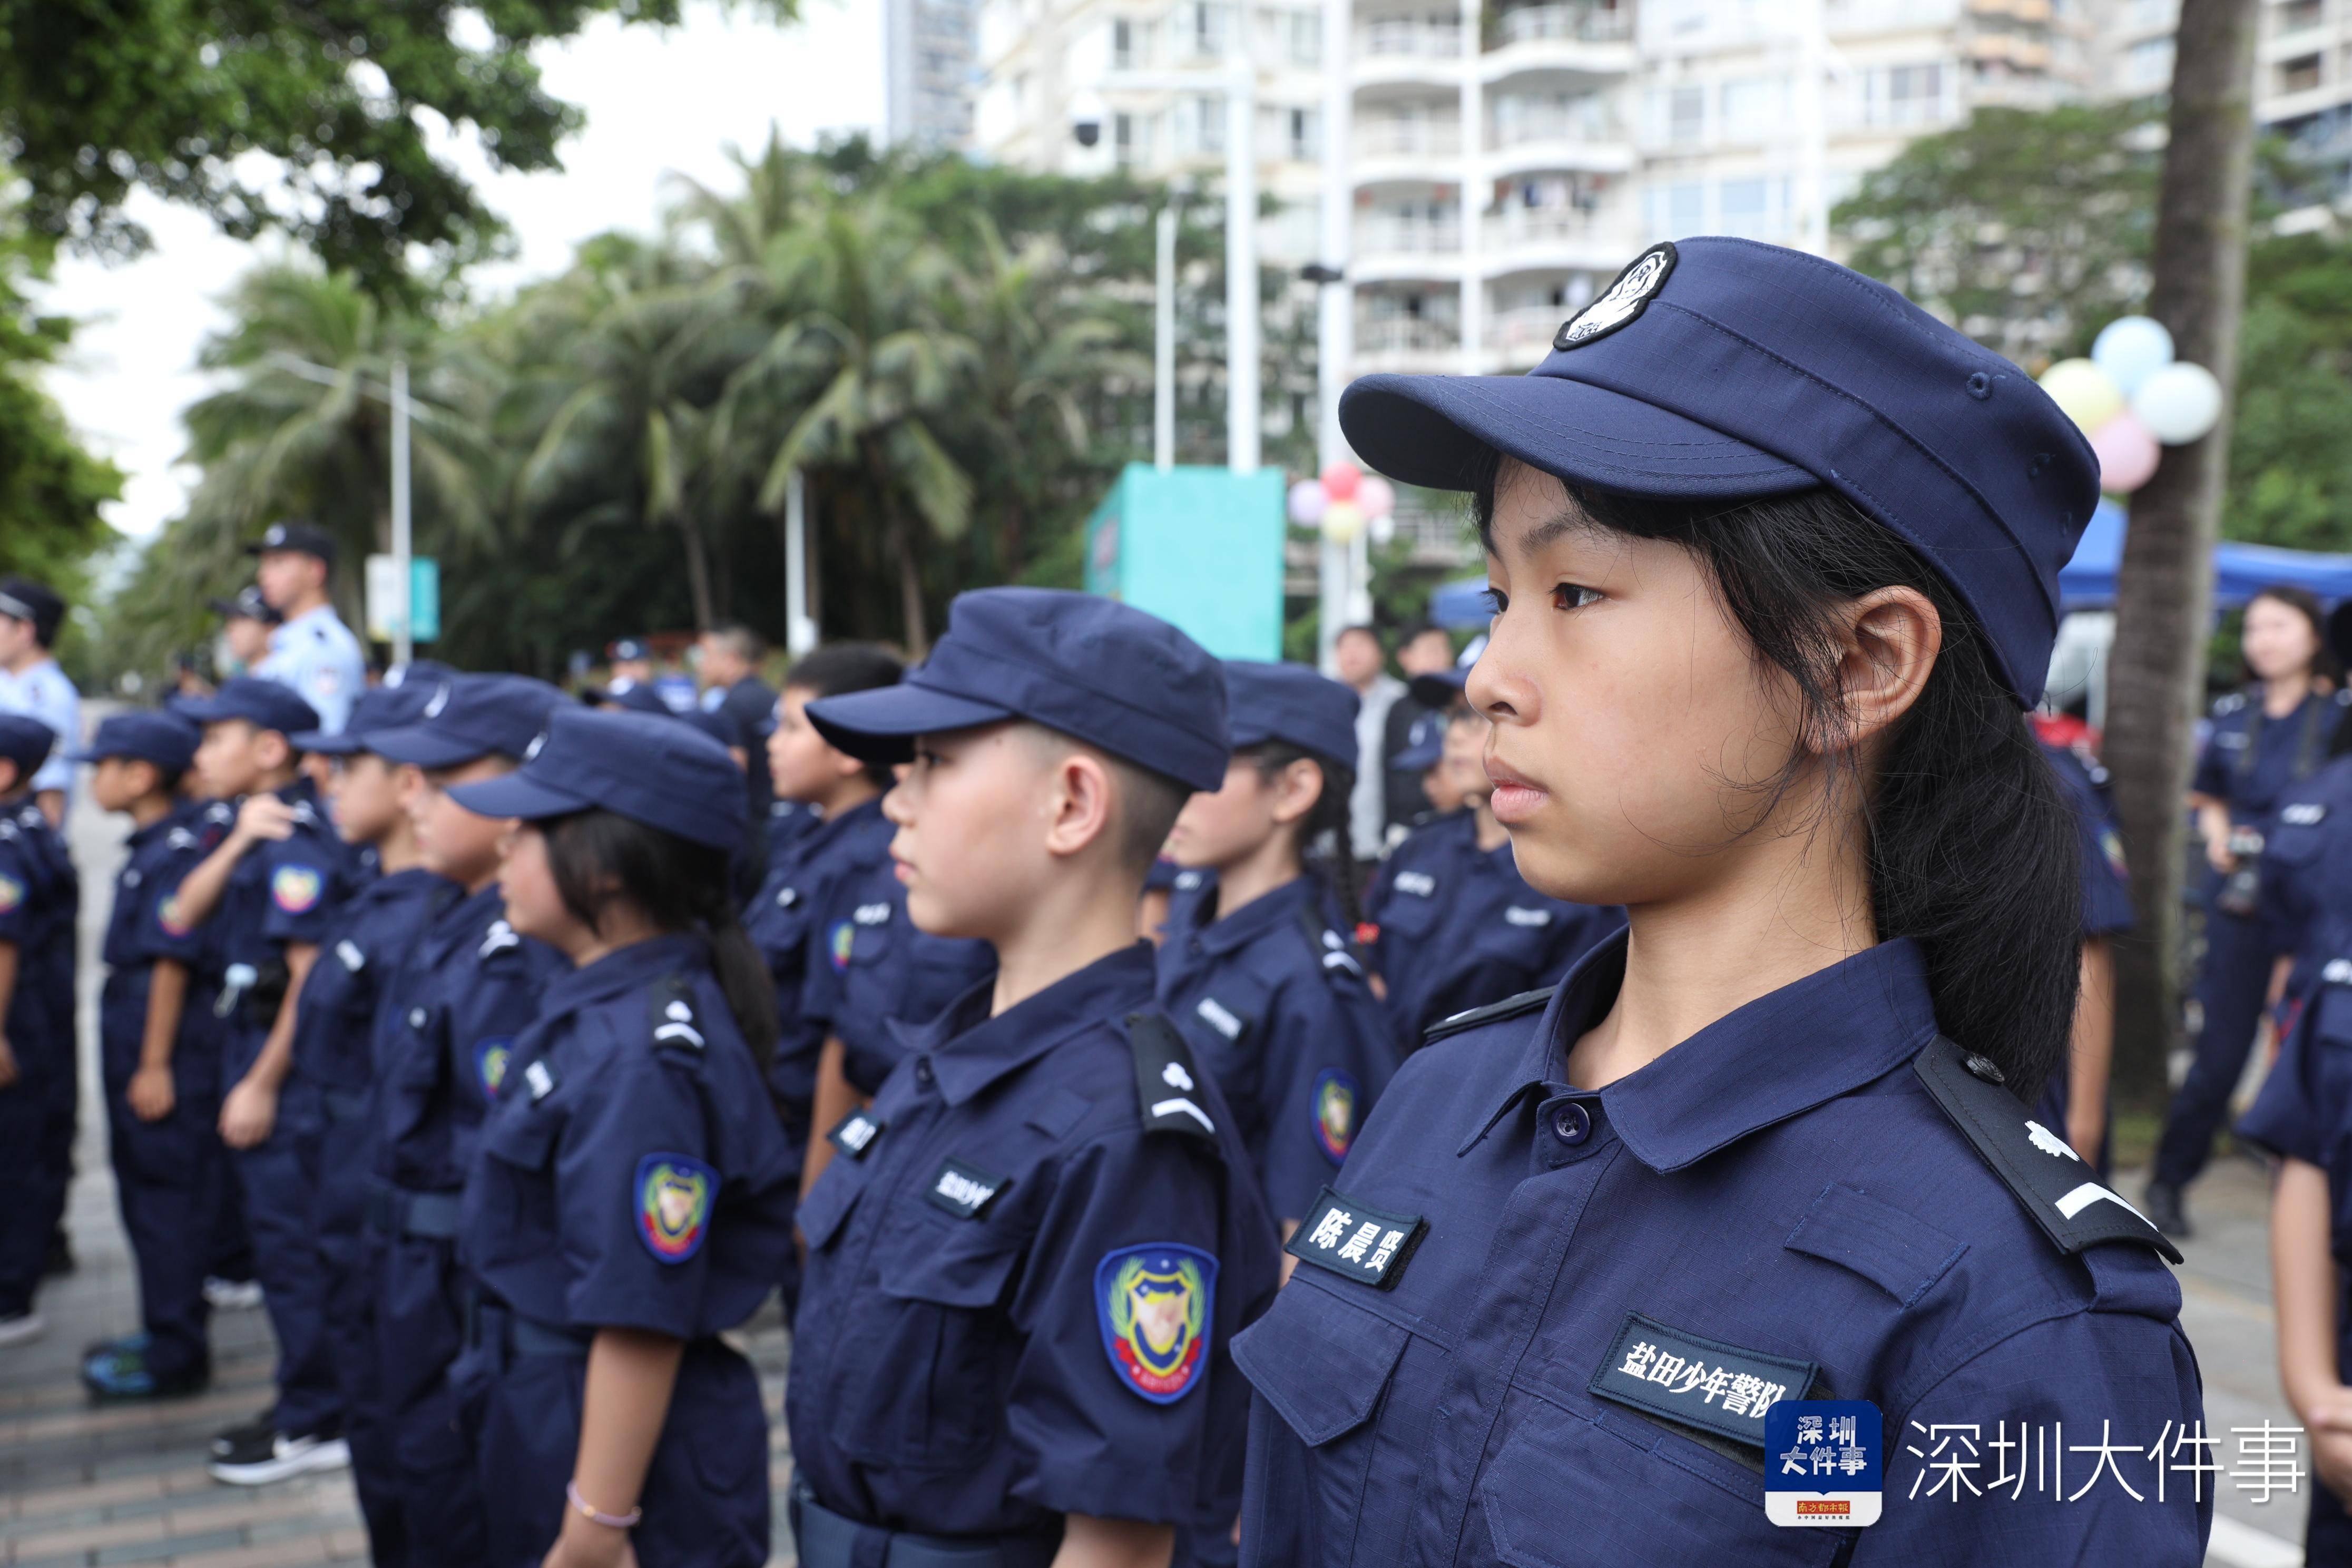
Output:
(370, 1223), (490, 1567)
(0, 1073), (49, 1316)
(100, 998), (219, 1380)
(224, 1027), (342, 1437)
(2154, 899), (2276, 1190)
(303, 1091), (406, 1562)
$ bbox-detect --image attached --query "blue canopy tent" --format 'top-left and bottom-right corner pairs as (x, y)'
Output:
(1427, 497), (2352, 628)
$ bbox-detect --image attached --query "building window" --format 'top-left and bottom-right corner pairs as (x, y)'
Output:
(1858, 62), (1945, 126)
(1290, 9), (1321, 65)
(1718, 76), (1784, 141)
(1669, 84), (1706, 143)
(2125, 35), (2174, 89)
(2281, 52), (2324, 94)
(2279, 0), (2324, 37)
(1288, 106), (1319, 160)
(1113, 17), (1136, 67)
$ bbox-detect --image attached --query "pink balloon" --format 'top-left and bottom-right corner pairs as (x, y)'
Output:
(1320, 461), (1361, 502)
(2089, 411), (2160, 493)
(1287, 479), (1329, 526)
(1356, 475), (1395, 520)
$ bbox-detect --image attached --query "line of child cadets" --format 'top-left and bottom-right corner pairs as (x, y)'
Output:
(0, 585), (1631, 1568)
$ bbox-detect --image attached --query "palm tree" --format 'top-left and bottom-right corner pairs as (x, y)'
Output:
(180, 266), (496, 609)
(720, 197), (979, 653)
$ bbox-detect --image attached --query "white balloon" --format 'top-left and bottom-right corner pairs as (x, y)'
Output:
(2131, 361), (2225, 445)
(2091, 316), (2175, 395)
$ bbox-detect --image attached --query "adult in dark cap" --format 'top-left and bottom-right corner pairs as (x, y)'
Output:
(1230, 238), (2206, 1564)
(211, 584), (284, 679)
(442, 706), (796, 1568)
(0, 576), (82, 827)
(249, 520), (367, 735)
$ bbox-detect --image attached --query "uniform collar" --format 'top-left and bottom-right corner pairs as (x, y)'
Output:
(540, 932), (704, 1016)
(807, 795), (887, 855)
(920, 942), (1157, 1107)
(1462, 931), (1938, 1173)
(1188, 874), (1316, 957)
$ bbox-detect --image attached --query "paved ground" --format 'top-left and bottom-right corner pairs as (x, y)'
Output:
(0, 780), (2321, 1564)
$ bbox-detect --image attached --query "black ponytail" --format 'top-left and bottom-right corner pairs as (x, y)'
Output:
(541, 808), (782, 1074)
(1470, 459), (2083, 1102)
(1242, 742), (1365, 934)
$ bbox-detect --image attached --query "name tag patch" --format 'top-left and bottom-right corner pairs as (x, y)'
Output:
(336, 939), (366, 972)
(1590, 1311), (1818, 1449)
(1503, 906), (1552, 928)
(1394, 871), (1436, 897)
(828, 1109), (883, 1159)
(926, 1157), (1008, 1219)
(1195, 997), (1244, 1041)
(1285, 1185), (1425, 1290)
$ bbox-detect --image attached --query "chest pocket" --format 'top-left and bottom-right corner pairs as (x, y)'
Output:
(1232, 1277), (1418, 1568)
(468, 1104), (563, 1269)
(2268, 821), (2327, 873)
(846, 916), (896, 973)
(1375, 884), (1443, 941)
(851, 1209), (1028, 1465)
(1475, 1396), (1840, 1568)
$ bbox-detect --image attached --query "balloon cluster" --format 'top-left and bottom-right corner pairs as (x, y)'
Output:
(2037, 316), (2224, 495)
(1289, 462), (1398, 545)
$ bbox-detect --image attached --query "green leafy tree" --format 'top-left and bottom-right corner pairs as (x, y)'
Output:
(0, 0), (791, 297)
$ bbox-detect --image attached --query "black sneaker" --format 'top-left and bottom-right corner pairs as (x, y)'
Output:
(83, 1341), (210, 1402)
(211, 1410), (277, 1459)
(207, 1428), (351, 1486)
(2143, 1182), (2192, 1240)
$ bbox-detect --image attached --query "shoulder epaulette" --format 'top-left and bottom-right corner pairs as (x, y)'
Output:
(648, 974), (704, 1052)
(1423, 986), (1555, 1045)
(478, 918), (521, 959)
(2212, 692), (2248, 717)
(1912, 1035), (2180, 1265)
(1293, 901), (1366, 981)
(1123, 1012), (1218, 1142)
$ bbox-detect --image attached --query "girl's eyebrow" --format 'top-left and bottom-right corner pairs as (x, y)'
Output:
(1512, 507), (1610, 561)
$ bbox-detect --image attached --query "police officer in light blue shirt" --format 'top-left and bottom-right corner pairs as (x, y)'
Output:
(249, 521), (368, 734)
(1233, 238), (2205, 1565)
(0, 576), (83, 824)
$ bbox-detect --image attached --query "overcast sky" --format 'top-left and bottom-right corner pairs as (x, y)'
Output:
(36, 0), (887, 545)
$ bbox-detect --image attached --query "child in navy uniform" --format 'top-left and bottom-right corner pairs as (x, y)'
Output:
(789, 587), (1280, 1568)
(446, 706), (797, 1568)
(76, 711), (227, 1397)
(742, 642), (903, 1300)
(277, 680), (458, 1543)
(0, 716), (67, 1346)
(1157, 660), (1397, 1241)
(1366, 688), (1622, 1051)
(171, 677), (361, 1483)
(359, 672), (567, 1567)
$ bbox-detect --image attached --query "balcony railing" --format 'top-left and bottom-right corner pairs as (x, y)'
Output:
(1489, 105), (1625, 146)
(1494, 3), (1633, 47)
(1359, 217), (1464, 253)
(1486, 303), (1567, 362)
(1356, 317), (1462, 355)
(1356, 118), (1464, 157)
(1484, 207), (1618, 249)
(1357, 19), (1464, 57)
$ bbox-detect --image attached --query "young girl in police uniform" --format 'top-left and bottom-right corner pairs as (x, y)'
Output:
(1230, 238), (2207, 1564)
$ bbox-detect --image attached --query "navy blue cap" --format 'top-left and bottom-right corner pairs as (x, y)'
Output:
(247, 519), (336, 566)
(807, 588), (1231, 793)
(1222, 661), (1359, 773)
(1390, 736), (1443, 773)
(0, 715), (57, 779)
(1340, 238), (2101, 707)
(293, 677), (448, 756)
(446, 705), (746, 851)
(178, 675), (322, 739)
(1407, 666), (1469, 712)
(209, 584), (282, 625)
(594, 683), (672, 717)
(367, 673), (564, 769)
(383, 659), (458, 691)
(610, 638), (650, 662)
(69, 711), (200, 772)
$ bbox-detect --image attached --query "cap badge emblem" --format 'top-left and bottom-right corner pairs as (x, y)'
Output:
(1555, 241), (1678, 351)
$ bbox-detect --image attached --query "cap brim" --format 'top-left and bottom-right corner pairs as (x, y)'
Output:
(1340, 373), (1817, 498)
(445, 771), (595, 822)
(290, 730), (360, 754)
(172, 697), (248, 724)
(365, 725), (489, 768)
(1390, 742), (1443, 773)
(806, 682), (1016, 763)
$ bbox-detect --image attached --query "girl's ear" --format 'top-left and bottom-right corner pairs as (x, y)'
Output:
(1825, 586), (1942, 756)
(1045, 749), (1116, 860)
(1269, 757), (1325, 828)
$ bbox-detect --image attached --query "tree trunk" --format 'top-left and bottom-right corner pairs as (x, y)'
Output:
(2103, 0), (2260, 1113)
(676, 516), (717, 631)
(864, 436), (928, 656)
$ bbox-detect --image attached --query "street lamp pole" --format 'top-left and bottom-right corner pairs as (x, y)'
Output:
(1315, 0), (1355, 671)
(1157, 204), (1179, 471)
(1223, 41), (1260, 474)
(266, 350), (416, 661)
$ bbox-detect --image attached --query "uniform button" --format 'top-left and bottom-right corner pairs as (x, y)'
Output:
(915, 1057), (935, 1085)
(408, 1008), (427, 1028)
(1964, 1053), (2005, 1085)
(1551, 1102), (1591, 1145)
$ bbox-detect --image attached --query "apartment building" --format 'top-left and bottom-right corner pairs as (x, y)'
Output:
(887, 0), (982, 148)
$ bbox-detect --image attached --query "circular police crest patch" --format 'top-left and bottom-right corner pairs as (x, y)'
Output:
(1314, 1069), (1360, 1163)
(156, 892), (191, 937)
(2100, 828), (2129, 879)
(1554, 241), (1678, 351)
(271, 864), (324, 914)
(1095, 1244), (1217, 1404)
(0, 875), (20, 915)
(475, 1037), (514, 1098)
(828, 919), (855, 973)
(634, 1153), (717, 1264)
